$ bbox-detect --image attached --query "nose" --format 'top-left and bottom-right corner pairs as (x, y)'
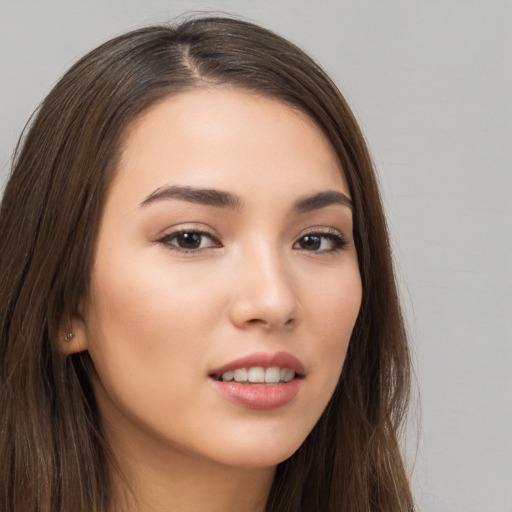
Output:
(228, 245), (302, 331)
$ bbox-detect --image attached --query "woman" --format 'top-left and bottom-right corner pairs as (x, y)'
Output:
(0, 16), (414, 512)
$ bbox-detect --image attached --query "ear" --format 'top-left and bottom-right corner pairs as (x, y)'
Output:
(58, 314), (89, 356)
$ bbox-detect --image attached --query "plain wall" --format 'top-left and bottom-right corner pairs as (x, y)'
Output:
(1, 1), (511, 510)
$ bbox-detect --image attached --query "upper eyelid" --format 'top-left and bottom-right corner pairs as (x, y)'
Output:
(159, 229), (220, 245)
(155, 224), (349, 245)
(296, 230), (348, 243)
(297, 226), (347, 238)
(156, 224), (220, 240)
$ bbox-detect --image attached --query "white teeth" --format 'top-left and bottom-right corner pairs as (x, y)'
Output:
(221, 370), (234, 382)
(219, 366), (296, 383)
(283, 369), (295, 382)
(247, 367), (265, 383)
(265, 367), (281, 383)
(233, 368), (248, 382)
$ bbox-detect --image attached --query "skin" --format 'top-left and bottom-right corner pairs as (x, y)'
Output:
(66, 88), (362, 512)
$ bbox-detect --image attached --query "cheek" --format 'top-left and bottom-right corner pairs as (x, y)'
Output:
(307, 267), (362, 382)
(86, 249), (224, 356)
(82, 258), (222, 443)
(82, 231), (246, 400)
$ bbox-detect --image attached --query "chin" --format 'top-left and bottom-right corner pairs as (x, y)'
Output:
(202, 428), (308, 469)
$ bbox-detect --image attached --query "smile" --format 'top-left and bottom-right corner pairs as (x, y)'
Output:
(208, 351), (305, 410)
(218, 367), (296, 383)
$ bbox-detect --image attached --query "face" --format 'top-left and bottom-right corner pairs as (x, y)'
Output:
(74, 88), (362, 469)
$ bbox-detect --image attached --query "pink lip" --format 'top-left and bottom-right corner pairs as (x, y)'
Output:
(209, 379), (302, 410)
(208, 351), (305, 411)
(209, 351), (305, 378)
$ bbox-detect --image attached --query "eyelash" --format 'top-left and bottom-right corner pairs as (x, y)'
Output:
(157, 229), (220, 254)
(157, 228), (348, 254)
(293, 229), (349, 253)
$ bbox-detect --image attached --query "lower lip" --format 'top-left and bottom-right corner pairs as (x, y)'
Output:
(209, 378), (302, 410)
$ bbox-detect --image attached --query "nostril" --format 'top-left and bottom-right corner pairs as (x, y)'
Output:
(228, 290), (302, 330)
(245, 317), (296, 329)
(247, 318), (266, 325)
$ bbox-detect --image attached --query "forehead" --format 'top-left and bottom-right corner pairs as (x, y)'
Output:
(110, 88), (348, 208)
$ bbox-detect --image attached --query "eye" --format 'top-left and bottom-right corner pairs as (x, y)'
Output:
(158, 229), (221, 253)
(293, 230), (348, 253)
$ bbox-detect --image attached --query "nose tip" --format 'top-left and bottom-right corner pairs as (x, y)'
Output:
(230, 303), (298, 331)
(228, 260), (302, 331)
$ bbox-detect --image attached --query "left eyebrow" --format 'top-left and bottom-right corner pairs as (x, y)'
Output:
(292, 190), (353, 213)
(140, 185), (242, 210)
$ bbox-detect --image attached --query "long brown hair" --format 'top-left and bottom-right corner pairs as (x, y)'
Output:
(0, 16), (414, 512)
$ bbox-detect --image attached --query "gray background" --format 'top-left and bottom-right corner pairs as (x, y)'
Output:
(1, 1), (511, 510)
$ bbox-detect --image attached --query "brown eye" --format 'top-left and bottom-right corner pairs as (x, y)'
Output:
(297, 235), (322, 251)
(159, 230), (221, 253)
(293, 231), (348, 253)
(175, 232), (203, 250)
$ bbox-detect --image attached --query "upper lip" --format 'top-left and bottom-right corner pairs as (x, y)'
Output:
(209, 351), (306, 378)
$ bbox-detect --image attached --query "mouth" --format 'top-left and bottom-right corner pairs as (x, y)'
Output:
(208, 352), (305, 410)
(211, 366), (299, 384)
(208, 350), (305, 383)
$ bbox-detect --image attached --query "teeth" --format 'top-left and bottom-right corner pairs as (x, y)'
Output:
(283, 369), (295, 382)
(247, 367), (265, 383)
(233, 368), (248, 382)
(265, 367), (281, 383)
(220, 366), (296, 383)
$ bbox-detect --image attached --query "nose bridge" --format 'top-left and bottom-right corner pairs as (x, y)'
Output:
(229, 236), (301, 329)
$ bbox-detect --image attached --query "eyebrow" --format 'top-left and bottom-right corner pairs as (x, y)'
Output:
(140, 185), (353, 213)
(140, 185), (242, 210)
(293, 190), (353, 213)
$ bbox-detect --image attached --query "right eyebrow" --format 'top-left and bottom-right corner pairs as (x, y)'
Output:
(140, 185), (243, 211)
(292, 190), (353, 213)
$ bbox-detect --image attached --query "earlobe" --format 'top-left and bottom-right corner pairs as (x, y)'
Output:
(58, 319), (89, 355)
